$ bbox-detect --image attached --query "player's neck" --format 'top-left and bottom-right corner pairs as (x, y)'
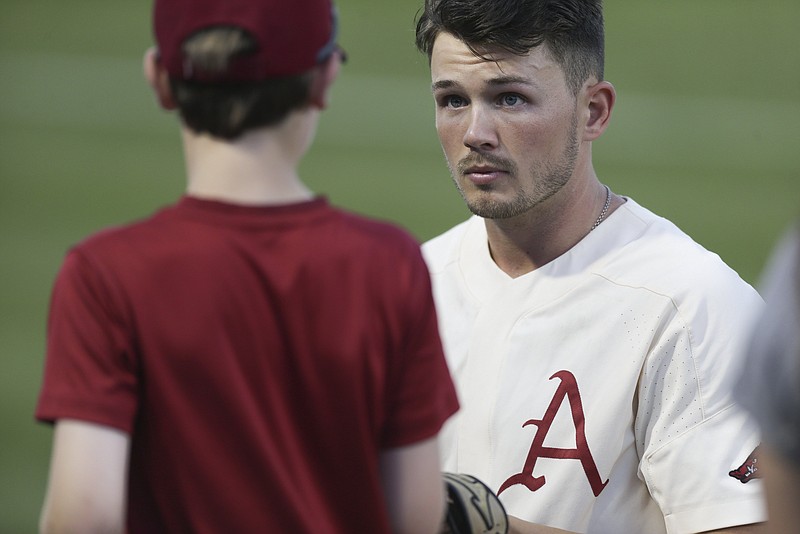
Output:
(181, 111), (317, 206)
(485, 215), (570, 278)
(485, 178), (618, 278)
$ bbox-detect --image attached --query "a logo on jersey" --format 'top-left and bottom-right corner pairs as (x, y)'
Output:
(498, 370), (609, 497)
(729, 446), (762, 484)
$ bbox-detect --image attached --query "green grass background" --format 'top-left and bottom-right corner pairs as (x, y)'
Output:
(1, 1), (798, 531)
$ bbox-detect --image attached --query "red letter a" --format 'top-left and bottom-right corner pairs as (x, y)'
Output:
(498, 370), (608, 497)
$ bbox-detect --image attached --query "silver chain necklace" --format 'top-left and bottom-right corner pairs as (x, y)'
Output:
(590, 185), (611, 231)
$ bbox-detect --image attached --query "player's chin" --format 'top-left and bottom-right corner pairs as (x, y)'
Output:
(461, 190), (525, 220)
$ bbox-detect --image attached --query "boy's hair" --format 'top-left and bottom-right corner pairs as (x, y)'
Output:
(415, 0), (605, 96)
(169, 26), (313, 140)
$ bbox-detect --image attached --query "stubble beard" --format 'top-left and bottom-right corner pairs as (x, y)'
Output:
(448, 119), (580, 220)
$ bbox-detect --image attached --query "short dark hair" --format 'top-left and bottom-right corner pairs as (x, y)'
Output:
(169, 26), (313, 140)
(415, 0), (605, 95)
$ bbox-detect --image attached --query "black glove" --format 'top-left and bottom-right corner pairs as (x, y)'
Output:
(442, 472), (508, 534)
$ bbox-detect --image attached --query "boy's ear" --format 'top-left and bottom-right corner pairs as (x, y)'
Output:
(307, 51), (342, 110)
(583, 80), (615, 141)
(143, 47), (177, 110)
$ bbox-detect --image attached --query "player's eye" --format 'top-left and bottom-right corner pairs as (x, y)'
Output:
(440, 95), (468, 109)
(499, 94), (523, 107)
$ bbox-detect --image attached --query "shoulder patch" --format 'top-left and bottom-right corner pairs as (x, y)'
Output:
(728, 446), (762, 483)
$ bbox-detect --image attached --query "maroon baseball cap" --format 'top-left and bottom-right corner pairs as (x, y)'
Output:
(153, 0), (338, 81)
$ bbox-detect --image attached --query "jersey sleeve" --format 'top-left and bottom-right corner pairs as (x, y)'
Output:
(380, 241), (460, 449)
(35, 248), (139, 434)
(636, 285), (766, 533)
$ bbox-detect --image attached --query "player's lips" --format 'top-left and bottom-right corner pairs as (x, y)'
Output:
(463, 165), (508, 185)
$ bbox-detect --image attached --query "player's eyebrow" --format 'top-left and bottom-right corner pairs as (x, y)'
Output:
(432, 75), (536, 92)
(432, 79), (457, 92)
(487, 75), (534, 87)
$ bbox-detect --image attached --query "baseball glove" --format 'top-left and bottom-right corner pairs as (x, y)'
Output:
(441, 472), (508, 534)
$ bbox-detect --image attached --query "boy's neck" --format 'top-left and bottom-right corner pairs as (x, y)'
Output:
(181, 110), (317, 206)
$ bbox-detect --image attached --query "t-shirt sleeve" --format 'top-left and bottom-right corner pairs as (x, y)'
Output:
(735, 224), (800, 468)
(35, 249), (139, 434)
(380, 241), (459, 449)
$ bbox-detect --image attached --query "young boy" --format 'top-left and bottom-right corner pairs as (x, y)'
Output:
(36, 1), (458, 532)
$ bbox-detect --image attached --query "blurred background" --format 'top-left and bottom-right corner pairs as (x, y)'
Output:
(1, 0), (798, 531)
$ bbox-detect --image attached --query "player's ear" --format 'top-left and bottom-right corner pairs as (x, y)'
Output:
(143, 47), (177, 110)
(583, 80), (615, 141)
(307, 49), (342, 110)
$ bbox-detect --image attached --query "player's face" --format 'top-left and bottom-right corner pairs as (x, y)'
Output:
(430, 32), (581, 219)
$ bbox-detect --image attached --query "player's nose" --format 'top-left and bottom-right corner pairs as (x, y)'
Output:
(463, 106), (498, 150)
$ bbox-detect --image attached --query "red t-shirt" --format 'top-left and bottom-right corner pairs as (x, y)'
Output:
(36, 196), (459, 533)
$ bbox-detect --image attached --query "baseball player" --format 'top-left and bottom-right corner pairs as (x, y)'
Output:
(414, 0), (767, 532)
(35, 0), (459, 532)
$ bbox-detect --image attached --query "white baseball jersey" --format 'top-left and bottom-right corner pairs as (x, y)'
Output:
(423, 198), (766, 533)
